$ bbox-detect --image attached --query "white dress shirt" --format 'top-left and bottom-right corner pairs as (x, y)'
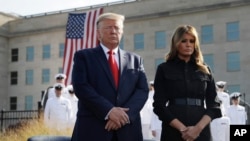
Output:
(100, 43), (119, 68)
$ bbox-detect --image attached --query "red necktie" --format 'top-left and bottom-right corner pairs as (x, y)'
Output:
(108, 50), (119, 88)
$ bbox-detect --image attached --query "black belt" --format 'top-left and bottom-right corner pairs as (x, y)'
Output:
(170, 98), (203, 106)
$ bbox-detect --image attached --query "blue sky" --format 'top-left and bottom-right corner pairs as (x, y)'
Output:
(0, 0), (119, 16)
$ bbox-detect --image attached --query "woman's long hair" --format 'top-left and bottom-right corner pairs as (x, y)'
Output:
(165, 25), (210, 74)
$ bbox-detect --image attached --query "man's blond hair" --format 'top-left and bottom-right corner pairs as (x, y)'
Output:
(96, 12), (125, 27)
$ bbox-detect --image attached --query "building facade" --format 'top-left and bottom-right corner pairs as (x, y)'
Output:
(0, 0), (250, 111)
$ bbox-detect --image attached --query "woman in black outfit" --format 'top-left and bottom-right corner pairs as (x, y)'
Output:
(153, 25), (221, 141)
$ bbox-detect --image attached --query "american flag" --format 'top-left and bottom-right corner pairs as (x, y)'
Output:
(63, 8), (103, 85)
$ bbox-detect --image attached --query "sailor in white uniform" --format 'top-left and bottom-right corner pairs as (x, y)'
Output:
(228, 92), (247, 125)
(44, 83), (72, 131)
(210, 100), (230, 141)
(150, 107), (162, 141)
(47, 73), (68, 98)
(41, 73), (68, 108)
(216, 81), (230, 116)
(140, 81), (154, 140)
(66, 84), (78, 130)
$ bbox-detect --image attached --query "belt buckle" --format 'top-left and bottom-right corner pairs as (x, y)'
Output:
(187, 98), (201, 106)
(195, 99), (201, 106)
(186, 98), (192, 105)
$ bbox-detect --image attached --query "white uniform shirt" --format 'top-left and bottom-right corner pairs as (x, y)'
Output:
(44, 96), (72, 131)
(217, 91), (230, 116)
(150, 112), (162, 141)
(140, 90), (154, 139)
(140, 90), (154, 124)
(228, 104), (247, 125)
(67, 94), (78, 128)
(41, 87), (68, 107)
(210, 116), (230, 141)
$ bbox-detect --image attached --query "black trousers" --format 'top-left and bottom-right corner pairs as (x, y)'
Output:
(111, 132), (118, 141)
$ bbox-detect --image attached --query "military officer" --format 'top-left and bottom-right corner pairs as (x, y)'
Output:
(140, 81), (154, 140)
(41, 73), (68, 108)
(66, 84), (78, 130)
(44, 83), (72, 131)
(228, 92), (247, 125)
(216, 81), (230, 116)
(210, 100), (230, 141)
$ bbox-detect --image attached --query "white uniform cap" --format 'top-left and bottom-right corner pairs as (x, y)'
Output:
(216, 81), (227, 88)
(54, 73), (67, 80)
(149, 81), (154, 85)
(230, 92), (241, 99)
(53, 83), (65, 89)
(67, 85), (73, 91)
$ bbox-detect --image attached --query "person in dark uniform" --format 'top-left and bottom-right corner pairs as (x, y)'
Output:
(153, 25), (222, 141)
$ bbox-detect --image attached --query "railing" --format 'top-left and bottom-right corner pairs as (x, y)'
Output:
(0, 109), (42, 132)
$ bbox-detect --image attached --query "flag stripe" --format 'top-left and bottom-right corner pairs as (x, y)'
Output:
(63, 8), (103, 85)
(89, 10), (97, 48)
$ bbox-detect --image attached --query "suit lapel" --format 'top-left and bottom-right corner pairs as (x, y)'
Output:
(95, 46), (117, 89)
(118, 49), (127, 88)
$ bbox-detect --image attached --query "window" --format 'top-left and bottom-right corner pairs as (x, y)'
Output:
(42, 69), (50, 84)
(227, 52), (240, 72)
(10, 97), (17, 110)
(43, 44), (51, 59)
(25, 96), (33, 110)
(155, 58), (165, 70)
(26, 46), (34, 61)
(59, 43), (64, 58)
(203, 54), (214, 72)
(11, 48), (18, 62)
(119, 36), (124, 49)
(26, 70), (33, 85)
(201, 25), (213, 44)
(226, 21), (239, 41)
(227, 85), (240, 94)
(10, 71), (18, 85)
(155, 31), (166, 49)
(134, 33), (144, 50)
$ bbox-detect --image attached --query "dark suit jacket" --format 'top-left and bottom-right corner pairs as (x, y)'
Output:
(71, 45), (149, 141)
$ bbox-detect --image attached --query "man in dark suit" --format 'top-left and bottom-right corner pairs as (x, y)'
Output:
(71, 12), (149, 141)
